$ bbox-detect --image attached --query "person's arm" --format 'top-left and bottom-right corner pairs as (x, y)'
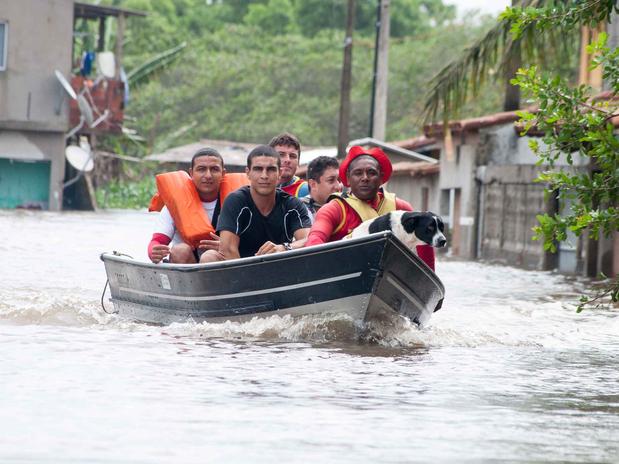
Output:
(289, 228), (310, 249)
(148, 207), (176, 263)
(197, 232), (220, 251)
(148, 233), (172, 263)
(219, 231), (241, 260)
(255, 227), (310, 254)
(395, 198), (413, 211)
(417, 245), (435, 271)
(215, 190), (246, 260)
(305, 201), (343, 247)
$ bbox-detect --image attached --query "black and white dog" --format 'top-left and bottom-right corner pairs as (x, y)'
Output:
(349, 211), (447, 252)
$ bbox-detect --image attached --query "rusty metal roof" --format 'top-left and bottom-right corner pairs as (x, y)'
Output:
(392, 161), (440, 177)
(423, 110), (523, 138)
(392, 135), (437, 151)
(74, 2), (147, 19)
(144, 139), (257, 168)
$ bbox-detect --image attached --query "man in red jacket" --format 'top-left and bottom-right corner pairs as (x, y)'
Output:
(269, 132), (309, 198)
(305, 145), (435, 270)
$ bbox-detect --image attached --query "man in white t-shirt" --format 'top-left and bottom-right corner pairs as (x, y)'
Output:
(147, 148), (225, 264)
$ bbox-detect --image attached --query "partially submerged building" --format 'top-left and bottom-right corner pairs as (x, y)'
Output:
(0, 1), (144, 210)
(392, 108), (618, 280)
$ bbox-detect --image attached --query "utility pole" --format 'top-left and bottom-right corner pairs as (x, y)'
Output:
(369, 0), (390, 141)
(337, 0), (355, 159)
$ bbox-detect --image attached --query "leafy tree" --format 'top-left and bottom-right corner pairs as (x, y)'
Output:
(292, 0), (455, 38)
(244, 0), (296, 33)
(390, 0), (456, 37)
(504, 2), (619, 311)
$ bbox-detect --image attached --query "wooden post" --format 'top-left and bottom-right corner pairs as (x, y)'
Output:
(86, 134), (99, 211)
(114, 13), (125, 79)
(98, 17), (106, 52)
(578, 23), (606, 91)
(371, 0), (390, 141)
(337, 0), (355, 159)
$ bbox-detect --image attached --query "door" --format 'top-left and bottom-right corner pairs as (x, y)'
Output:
(0, 158), (51, 209)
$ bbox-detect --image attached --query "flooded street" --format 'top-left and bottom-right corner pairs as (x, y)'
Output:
(1, 210), (618, 463)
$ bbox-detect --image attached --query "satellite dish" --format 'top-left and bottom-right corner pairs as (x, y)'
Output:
(55, 70), (77, 100)
(97, 52), (116, 79)
(65, 145), (94, 172)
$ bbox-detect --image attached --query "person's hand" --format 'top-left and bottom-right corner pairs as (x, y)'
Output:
(255, 241), (285, 255)
(198, 232), (220, 251)
(150, 245), (170, 263)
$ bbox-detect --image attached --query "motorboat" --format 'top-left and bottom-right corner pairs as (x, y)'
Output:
(100, 232), (445, 327)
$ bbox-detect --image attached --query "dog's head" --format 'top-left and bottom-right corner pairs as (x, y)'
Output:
(399, 211), (447, 248)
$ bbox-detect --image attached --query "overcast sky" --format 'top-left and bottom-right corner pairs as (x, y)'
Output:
(447, 0), (511, 16)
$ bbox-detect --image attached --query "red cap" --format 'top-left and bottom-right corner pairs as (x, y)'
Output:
(339, 145), (392, 187)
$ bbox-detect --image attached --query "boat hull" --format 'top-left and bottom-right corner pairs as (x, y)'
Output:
(101, 233), (445, 326)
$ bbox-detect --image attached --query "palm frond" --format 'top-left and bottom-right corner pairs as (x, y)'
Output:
(127, 42), (187, 87)
(421, 0), (613, 124)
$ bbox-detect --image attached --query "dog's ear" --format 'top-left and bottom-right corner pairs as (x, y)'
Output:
(400, 212), (421, 234)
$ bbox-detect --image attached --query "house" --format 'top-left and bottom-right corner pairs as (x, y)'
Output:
(144, 139), (259, 173)
(389, 19), (619, 280)
(401, 107), (617, 281)
(0, 1), (144, 211)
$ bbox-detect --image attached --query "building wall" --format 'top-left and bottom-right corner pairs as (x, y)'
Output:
(0, 0), (73, 211)
(430, 123), (599, 274)
(0, 0), (73, 127)
(387, 173), (439, 212)
(437, 139), (479, 259)
(476, 164), (553, 270)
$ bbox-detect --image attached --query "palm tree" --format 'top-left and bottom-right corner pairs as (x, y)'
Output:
(422, 0), (617, 123)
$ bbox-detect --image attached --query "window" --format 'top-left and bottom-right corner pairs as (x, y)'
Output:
(0, 22), (7, 71)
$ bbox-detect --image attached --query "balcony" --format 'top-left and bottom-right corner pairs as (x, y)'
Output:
(68, 75), (124, 135)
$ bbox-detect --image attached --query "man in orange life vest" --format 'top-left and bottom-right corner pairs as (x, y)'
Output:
(304, 145), (436, 270)
(269, 132), (310, 198)
(147, 148), (225, 264)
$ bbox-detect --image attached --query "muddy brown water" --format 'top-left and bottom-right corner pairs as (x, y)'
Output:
(0, 210), (617, 463)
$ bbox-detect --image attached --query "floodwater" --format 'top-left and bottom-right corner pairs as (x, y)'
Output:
(0, 209), (617, 463)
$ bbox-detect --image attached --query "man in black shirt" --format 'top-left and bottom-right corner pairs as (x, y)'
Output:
(217, 145), (312, 259)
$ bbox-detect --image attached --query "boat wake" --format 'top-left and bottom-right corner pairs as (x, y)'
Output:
(2, 285), (615, 351)
(0, 289), (113, 327)
(160, 313), (365, 343)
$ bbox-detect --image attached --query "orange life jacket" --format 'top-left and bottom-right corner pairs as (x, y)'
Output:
(149, 171), (249, 248)
(219, 172), (250, 207)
